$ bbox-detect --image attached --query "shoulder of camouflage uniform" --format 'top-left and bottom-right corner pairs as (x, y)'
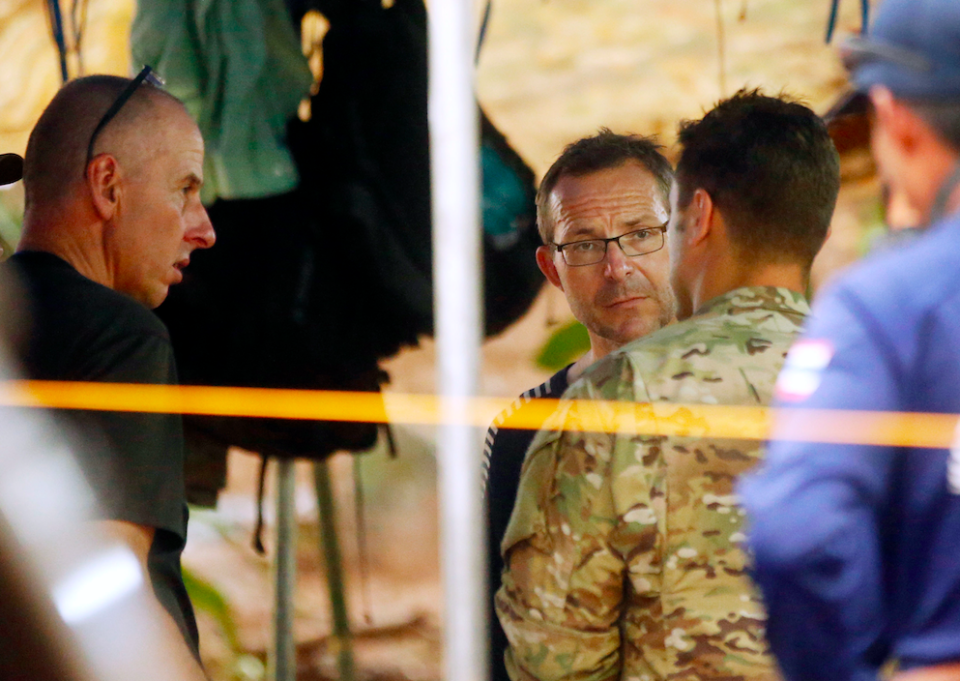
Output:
(574, 287), (811, 403)
(716, 286), (811, 327)
(572, 350), (638, 400)
(521, 287), (809, 463)
(522, 351), (640, 460)
(615, 287), (810, 363)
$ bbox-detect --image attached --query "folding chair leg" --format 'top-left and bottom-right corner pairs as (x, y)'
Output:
(270, 459), (298, 681)
(314, 460), (356, 681)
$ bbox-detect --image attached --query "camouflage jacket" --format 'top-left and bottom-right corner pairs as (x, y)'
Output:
(495, 287), (810, 681)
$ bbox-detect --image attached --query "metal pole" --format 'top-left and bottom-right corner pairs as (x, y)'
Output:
(428, 2), (486, 681)
(314, 461), (356, 681)
(269, 459), (298, 681)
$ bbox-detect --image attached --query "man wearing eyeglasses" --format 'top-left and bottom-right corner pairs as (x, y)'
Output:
(496, 90), (840, 681)
(5, 72), (214, 676)
(484, 130), (676, 681)
(740, 2), (960, 681)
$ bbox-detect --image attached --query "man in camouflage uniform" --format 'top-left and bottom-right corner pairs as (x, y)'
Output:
(495, 90), (841, 681)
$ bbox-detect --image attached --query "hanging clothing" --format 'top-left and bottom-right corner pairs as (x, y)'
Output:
(132, 0), (313, 203)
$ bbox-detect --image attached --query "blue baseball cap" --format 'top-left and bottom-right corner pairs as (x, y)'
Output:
(843, 0), (960, 101)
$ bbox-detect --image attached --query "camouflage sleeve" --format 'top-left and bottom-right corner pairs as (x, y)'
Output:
(496, 358), (656, 681)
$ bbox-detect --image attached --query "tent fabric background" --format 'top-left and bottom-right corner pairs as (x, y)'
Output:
(0, 4), (890, 674)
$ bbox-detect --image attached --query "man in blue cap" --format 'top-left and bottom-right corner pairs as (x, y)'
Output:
(6, 75), (213, 677)
(739, 1), (960, 680)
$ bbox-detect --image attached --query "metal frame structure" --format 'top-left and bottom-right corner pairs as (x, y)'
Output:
(269, 4), (485, 678)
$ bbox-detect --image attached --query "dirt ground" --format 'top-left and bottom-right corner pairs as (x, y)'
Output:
(1, 1), (884, 679)
(184, 439), (444, 681)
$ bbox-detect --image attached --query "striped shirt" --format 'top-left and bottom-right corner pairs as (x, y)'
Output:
(484, 365), (571, 681)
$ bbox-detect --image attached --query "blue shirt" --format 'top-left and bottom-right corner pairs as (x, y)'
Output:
(739, 214), (960, 681)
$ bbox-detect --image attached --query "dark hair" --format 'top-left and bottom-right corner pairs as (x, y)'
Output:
(675, 88), (840, 267)
(536, 129), (674, 243)
(908, 100), (960, 152)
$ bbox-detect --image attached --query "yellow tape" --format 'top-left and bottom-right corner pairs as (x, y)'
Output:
(0, 380), (956, 449)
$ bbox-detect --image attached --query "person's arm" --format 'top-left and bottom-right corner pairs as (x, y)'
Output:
(495, 373), (650, 681)
(94, 521), (208, 681)
(739, 288), (901, 681)
(485, 417), (529, 681)
(495, 434), (622, 681)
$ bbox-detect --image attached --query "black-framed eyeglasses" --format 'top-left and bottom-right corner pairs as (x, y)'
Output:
(552, 224), (667, 267)
(85, 65), (165, 169)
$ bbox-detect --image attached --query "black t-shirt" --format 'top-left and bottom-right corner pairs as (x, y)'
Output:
(6, 251), (200, 658)
(483, 365), (571, 681)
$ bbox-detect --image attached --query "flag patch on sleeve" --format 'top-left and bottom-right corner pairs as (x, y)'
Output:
(775, 339), (834, 403)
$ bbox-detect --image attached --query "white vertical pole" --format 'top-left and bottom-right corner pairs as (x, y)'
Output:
(428, 1), (486, 681)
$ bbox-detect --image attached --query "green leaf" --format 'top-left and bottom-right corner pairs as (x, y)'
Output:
(536, 320), (589, 371)
(182, 566), (240, 653)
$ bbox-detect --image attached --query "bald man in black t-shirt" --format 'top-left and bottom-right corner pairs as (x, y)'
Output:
(6, 73), (214, 674)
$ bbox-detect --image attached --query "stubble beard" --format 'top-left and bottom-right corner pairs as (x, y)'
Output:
(588, 279), (676, 347)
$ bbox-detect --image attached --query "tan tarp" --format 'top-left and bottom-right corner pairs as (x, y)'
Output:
(0, 0), (133, 157)
(0, 0), (878, 274)
(0, 0), (132, 251)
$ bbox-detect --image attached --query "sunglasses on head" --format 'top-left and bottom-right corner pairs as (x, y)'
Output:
(85, 65), (166, 169)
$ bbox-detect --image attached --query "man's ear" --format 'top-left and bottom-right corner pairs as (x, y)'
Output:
(85, 154), (122, 221)
(536, 245), (563, 289)
(870, 86), (924, 156)
(685, 188), (715, 247)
